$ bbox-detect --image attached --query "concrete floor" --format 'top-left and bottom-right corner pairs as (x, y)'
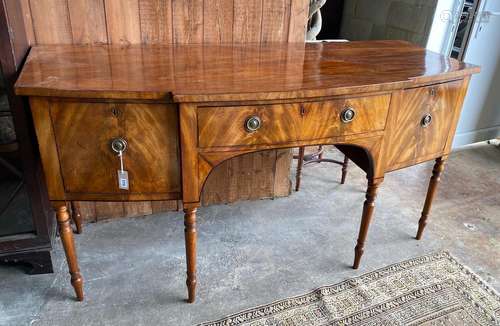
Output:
(0, 144), (499, 326)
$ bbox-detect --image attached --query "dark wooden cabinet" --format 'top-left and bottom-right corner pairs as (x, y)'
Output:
(0, 0), (54, 274)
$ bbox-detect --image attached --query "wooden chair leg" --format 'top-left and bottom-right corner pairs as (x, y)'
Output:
(295, 146), (305, 191)
(55, 204), (84, 301)
(70, 201), (83, 234)
(340, 155), (349, 184)
(184, 205), (198, 303)
(318, 145), (324, 160)
(416, 157), (446, 240)
(353, 177), (383, 269)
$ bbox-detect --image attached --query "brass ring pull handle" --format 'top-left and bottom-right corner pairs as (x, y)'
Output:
(245, 116), (261, 132)
(421, 114), (432, 128)
(111, 138), (128, 153)
(340, 107), (356, 123)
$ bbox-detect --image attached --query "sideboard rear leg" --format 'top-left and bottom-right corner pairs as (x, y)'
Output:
(183, 205), (199, 303)
(70, 201), (83, 234)
(353, 177), (383, 269)
(295, 146), (305, 191)
(416, 157), (446, 240)
(340, 155), (349, 184)
(55, 203), (84, 301)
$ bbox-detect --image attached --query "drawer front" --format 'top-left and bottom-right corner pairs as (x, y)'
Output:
(198, 94), (391, 148)
(50, 101), (180, 194)
(386, 80), (464, 169)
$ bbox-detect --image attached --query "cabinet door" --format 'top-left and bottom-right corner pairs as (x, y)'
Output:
(385, 80), (464, 170)
(50, 101), (180, 196)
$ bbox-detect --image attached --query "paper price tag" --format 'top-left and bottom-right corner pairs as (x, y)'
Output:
(117, 170), (129, 190)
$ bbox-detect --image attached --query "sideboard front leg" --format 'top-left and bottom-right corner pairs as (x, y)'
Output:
(55, 204), (84, 301)
(416, 157), (446, 240)
(353, 177), (383, 269)
(184, 205), (199, 303)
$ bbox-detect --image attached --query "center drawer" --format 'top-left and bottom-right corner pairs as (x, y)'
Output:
(197, 94), (391, 148)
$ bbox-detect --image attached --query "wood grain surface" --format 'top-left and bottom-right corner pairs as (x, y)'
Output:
(383, 80), (465, 171)
(16, 42), (479, 101)
(197, 95), (390, 148)
(20, 0), (309, 45)
(50, 101), (180, 196)
(18, 0), (309, 219)
(20, 39), (479, 302)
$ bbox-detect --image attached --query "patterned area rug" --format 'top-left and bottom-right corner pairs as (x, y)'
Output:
(199, 252), (500, 325)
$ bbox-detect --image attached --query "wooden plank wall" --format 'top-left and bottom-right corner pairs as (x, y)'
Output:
(20, 0), (309, 45)
(19, 0), (308, 221)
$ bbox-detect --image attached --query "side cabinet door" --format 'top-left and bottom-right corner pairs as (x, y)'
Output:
(385, 80), (464, 171)
(417, 81), (464, 158)
(50, 101), (180, 195)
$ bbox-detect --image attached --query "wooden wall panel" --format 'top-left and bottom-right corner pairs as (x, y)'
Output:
(68, 0), (108, 44)
(95, 202), (125, 220)
(273, 149), (293, 195)
(288, 0), (309, 42)
(172, 0), (204, 44)
(73, 202), (96, 223)
(20, 0), (310, 220)
(104, 0), (141, 45)
(261, 0), (292, 43)
(124, 201), (153, 217)
(21, 0), (309, 45)
(29, 0), (72, 44)
(19, 0), (35, 45)
(3, 0), (30, 68)
(203, 0), (233, 43)
(233, 0), (263, 43)
(139, 0), (173, 43)
(202, 151), (278, 205)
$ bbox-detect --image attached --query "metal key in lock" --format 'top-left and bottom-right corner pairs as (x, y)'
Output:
(111, 138), (129, 190)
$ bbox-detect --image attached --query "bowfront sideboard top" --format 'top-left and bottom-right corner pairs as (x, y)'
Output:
(16, 40), (478, 101)
(15, 41), (479, 303)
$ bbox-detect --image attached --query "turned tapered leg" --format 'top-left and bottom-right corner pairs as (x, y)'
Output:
(416, 158), (446, 240)
(70, 201), (83, 234)
(353, 177), (383, 269)
(318, 145), (324, 160)
(340, 156), (349, 184)
(56, 205), (84, 301)
(295, 146), (305, 191)
(184, 207), (198, 303)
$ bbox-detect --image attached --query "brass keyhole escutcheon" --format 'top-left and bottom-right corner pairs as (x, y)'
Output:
(111, 107), (122, 117)
(340, 107), (356, 123)
(421, 114), (432, 128)
(111, 138), (128, 153)
(245, 116), (261, 132)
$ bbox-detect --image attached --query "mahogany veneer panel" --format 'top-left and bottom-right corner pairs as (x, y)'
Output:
(384, 80), (465, 171)
(198, 94), (390, 148)
(50, 101), (180, 197)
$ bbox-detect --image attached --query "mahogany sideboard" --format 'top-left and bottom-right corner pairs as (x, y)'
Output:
(15, 41), (479, 303)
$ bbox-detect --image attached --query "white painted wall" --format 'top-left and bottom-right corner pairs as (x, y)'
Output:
(427, 0), (500, 146)
(426, 0), (461, 54)
(453, 0), (500, 146)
